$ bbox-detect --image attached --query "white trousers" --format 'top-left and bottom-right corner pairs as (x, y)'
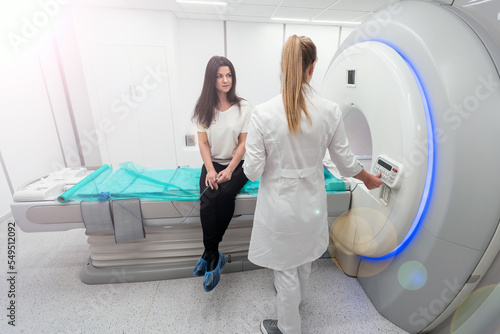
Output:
(274, 262), (312, 334)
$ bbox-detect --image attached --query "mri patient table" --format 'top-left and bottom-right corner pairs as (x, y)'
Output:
(10, 162), (352, 284)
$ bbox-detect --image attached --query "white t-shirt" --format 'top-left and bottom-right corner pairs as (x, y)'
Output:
(197, 100), (252, 165)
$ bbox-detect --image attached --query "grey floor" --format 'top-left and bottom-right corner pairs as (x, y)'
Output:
(0, 215), (409, 334)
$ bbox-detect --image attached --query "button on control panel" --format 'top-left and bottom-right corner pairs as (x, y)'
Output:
(372, 154), (403, 189)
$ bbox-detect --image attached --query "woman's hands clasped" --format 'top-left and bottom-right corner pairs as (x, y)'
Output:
(205, 168), (233, 190)
(205, 169), (219, 190)
(216, 168), (233, 185)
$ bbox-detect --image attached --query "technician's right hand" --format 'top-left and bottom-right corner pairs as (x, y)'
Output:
(354, 169), (383, 190)
(364, 172), (383, 190)
(205, 169), (219, 190)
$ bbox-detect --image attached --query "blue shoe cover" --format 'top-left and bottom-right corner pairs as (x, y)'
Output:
(193, 256), (207, 277)
(203, 252), (226, 292)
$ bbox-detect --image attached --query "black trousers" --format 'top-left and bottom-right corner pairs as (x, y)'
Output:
(199, 160), (248, 252)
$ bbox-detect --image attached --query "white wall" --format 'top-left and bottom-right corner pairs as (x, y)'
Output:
(54, 10), (98, 167)
(0, 49), (65, 190)
(0, 0), (90, 219)
(37, 32), (80, 170)
(285, 24), (341, 92)
(175, 19), (225, 168)
(0, 154), (12, 217)
(0, 50), (67, 217)
(226, 21), (283, 107)
(72, 7), (178, 168)
(340, 26), (356, 46)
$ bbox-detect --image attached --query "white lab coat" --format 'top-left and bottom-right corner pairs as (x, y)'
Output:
(244, 86), (362, 271)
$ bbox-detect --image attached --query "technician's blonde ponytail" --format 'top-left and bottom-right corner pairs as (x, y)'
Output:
(281, 35), (317, 134)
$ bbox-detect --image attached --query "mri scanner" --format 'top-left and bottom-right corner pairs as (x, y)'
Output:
(9, 0), (500, 333)
(321, 1), (500, 333)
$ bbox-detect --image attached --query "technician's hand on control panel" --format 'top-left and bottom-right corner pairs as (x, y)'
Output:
(366, 171), (383, 190)
(354, 169), (383, 190)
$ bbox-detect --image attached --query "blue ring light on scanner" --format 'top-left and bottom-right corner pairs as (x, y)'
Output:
(361, 41), (436, 261)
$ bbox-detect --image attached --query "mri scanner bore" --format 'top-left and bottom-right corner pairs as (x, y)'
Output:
(325, 40), (432, 263)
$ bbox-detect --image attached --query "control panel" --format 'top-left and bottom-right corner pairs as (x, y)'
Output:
(372, 154), (403, 189)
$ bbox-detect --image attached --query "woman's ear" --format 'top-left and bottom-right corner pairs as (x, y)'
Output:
(307, 61), (317, 79)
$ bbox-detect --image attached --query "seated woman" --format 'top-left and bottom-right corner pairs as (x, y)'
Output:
(191, 56), (252, 292)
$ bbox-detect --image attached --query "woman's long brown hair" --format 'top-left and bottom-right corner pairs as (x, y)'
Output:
(192, 56), (242, 128)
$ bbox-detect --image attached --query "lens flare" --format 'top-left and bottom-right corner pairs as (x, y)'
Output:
(451, 284), (500, 333)
(397, 261), (427, 291)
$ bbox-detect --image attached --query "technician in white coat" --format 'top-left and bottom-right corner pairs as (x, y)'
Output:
(244, 35), (382, 334)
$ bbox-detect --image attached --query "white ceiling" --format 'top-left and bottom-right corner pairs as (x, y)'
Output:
(171, 0), (402, 24)
(75, 0), (408, 25)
